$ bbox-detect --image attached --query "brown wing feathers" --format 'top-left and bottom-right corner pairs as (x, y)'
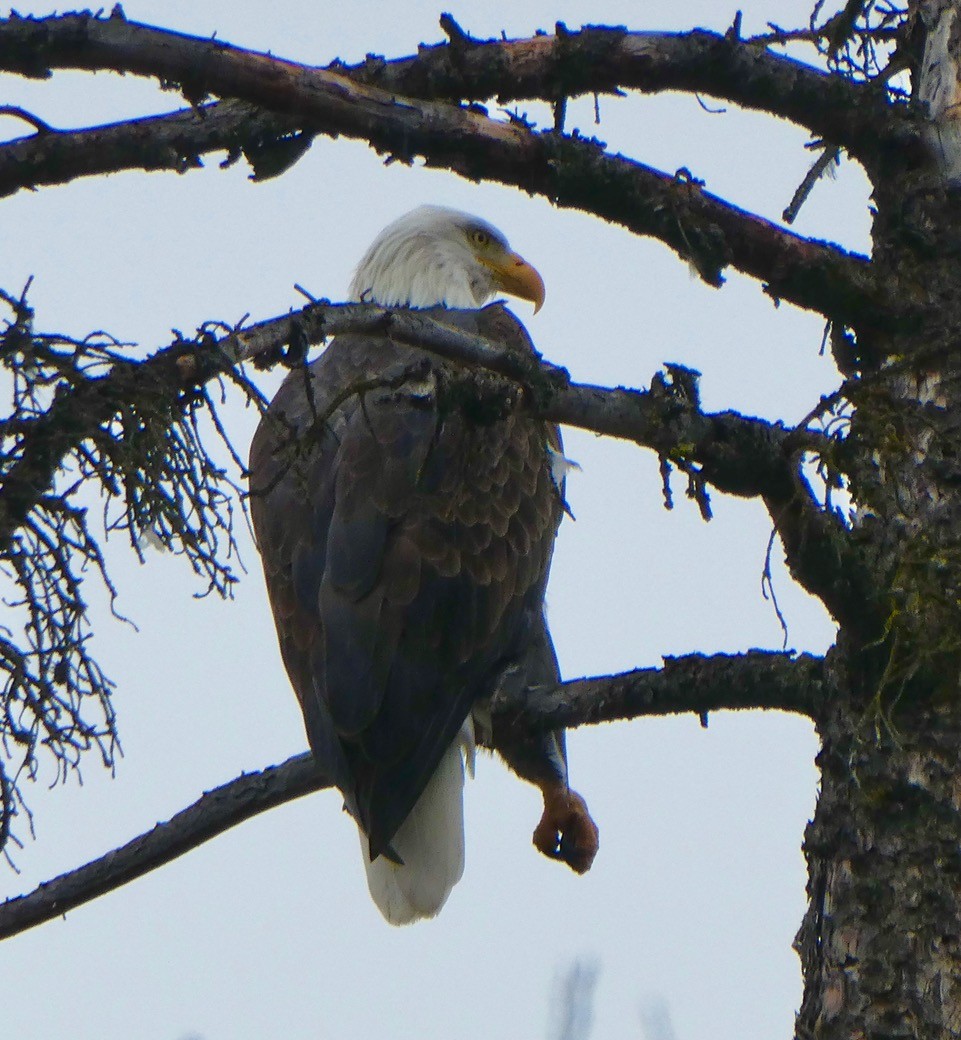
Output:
(249, 304), (562, 859)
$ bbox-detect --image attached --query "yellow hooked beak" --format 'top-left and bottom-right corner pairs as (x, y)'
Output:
(484, 250), (546, 313)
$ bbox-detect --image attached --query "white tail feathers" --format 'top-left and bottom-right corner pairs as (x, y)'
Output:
(361, 719), (475, 925)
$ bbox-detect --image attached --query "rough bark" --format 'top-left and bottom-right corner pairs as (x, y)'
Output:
(787, 5), (961, 1036)
(341, 21), (913, 171)
(797, 686), (961, 1039)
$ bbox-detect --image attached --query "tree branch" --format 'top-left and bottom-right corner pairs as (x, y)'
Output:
(340, 22), (915, 172)
(0, 12), (917, 171)
(0, 99), (306, 197)
(0, 650), (823, 942)
(226, 301), (879, 632)
(1, 298), (875, 635)
(492, 651), (827, 740)
(0, 300), (808, 541)
(0, 12), (900, 328)
(226, 300), (829, 492)
(225, 300), (833, 501)
(0, 752), (328, 942)
(0, 337), (200, 552)
(522, 144), (885, 328)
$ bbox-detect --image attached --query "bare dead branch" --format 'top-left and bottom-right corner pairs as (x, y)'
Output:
(0, 12), (918, 170)
(518, 141), (886, 330)
(342, 23), (914, 170)
(0, 751), (328, 941)
(492, 651), (827, 740)
(0, 298), (268, 846)
(224, 299), (824, 494)
(225, 300), (817, 485)
(8, 295), (829, 513)
(177, 303), (893, 637)
(0, 650), (823, 942)
(784, 144), (842, 224)
(0, 99), (305, 198)
(0, 12), (900, 328)
(226, 301), (883, 636)
(224, 301), (879, 632)
(0, 296), (875, 654)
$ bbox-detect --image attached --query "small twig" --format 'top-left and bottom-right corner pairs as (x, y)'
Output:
(797, 384), (851, 433)
(659, 454), (674, 510)
(439, 12), (474, 49)
(762, 525), (790, 649)
(0, 106), (54, 136)
(694, 94), (726, 114)
(727, 10), (743, 41)
(293, 283), (320, 304)
(0, 761), (10, 856)
(783, 144), (841, 225)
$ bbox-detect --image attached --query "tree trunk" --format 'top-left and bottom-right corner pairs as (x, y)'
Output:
(798, 665), (961, 1037)
(795, 7), (961, 1031)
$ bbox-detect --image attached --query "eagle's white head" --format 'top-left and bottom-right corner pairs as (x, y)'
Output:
(349, 205), (545, 312)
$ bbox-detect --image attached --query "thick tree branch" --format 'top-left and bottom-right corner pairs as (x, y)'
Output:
(0, 301), (802, 543)
(2, 299), (874, 634)
(0, 12), (917, 171)
(225, 300), (829, 501)
(4, 300), (874, 629)
(229, 302), (880, 631)
(226, 301), (828, 500)
(341, 22), (915, 172)
(523, 145), (885, 327)
(0, 650), (823, 942)
(0, 12), (898, 328)
(493, 651), (827, 740)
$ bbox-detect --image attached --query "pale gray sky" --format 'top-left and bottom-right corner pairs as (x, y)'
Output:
(1, 3), (865, 1038)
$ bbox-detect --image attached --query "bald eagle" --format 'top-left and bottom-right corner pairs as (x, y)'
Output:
(249, 206), (598, 924)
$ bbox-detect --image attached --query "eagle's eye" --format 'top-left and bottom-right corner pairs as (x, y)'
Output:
(470, 228), (491, 248)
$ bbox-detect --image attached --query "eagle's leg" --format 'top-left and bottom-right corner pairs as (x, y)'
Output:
(491, 725), (599, 874)
(485, 627), (599, 874)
